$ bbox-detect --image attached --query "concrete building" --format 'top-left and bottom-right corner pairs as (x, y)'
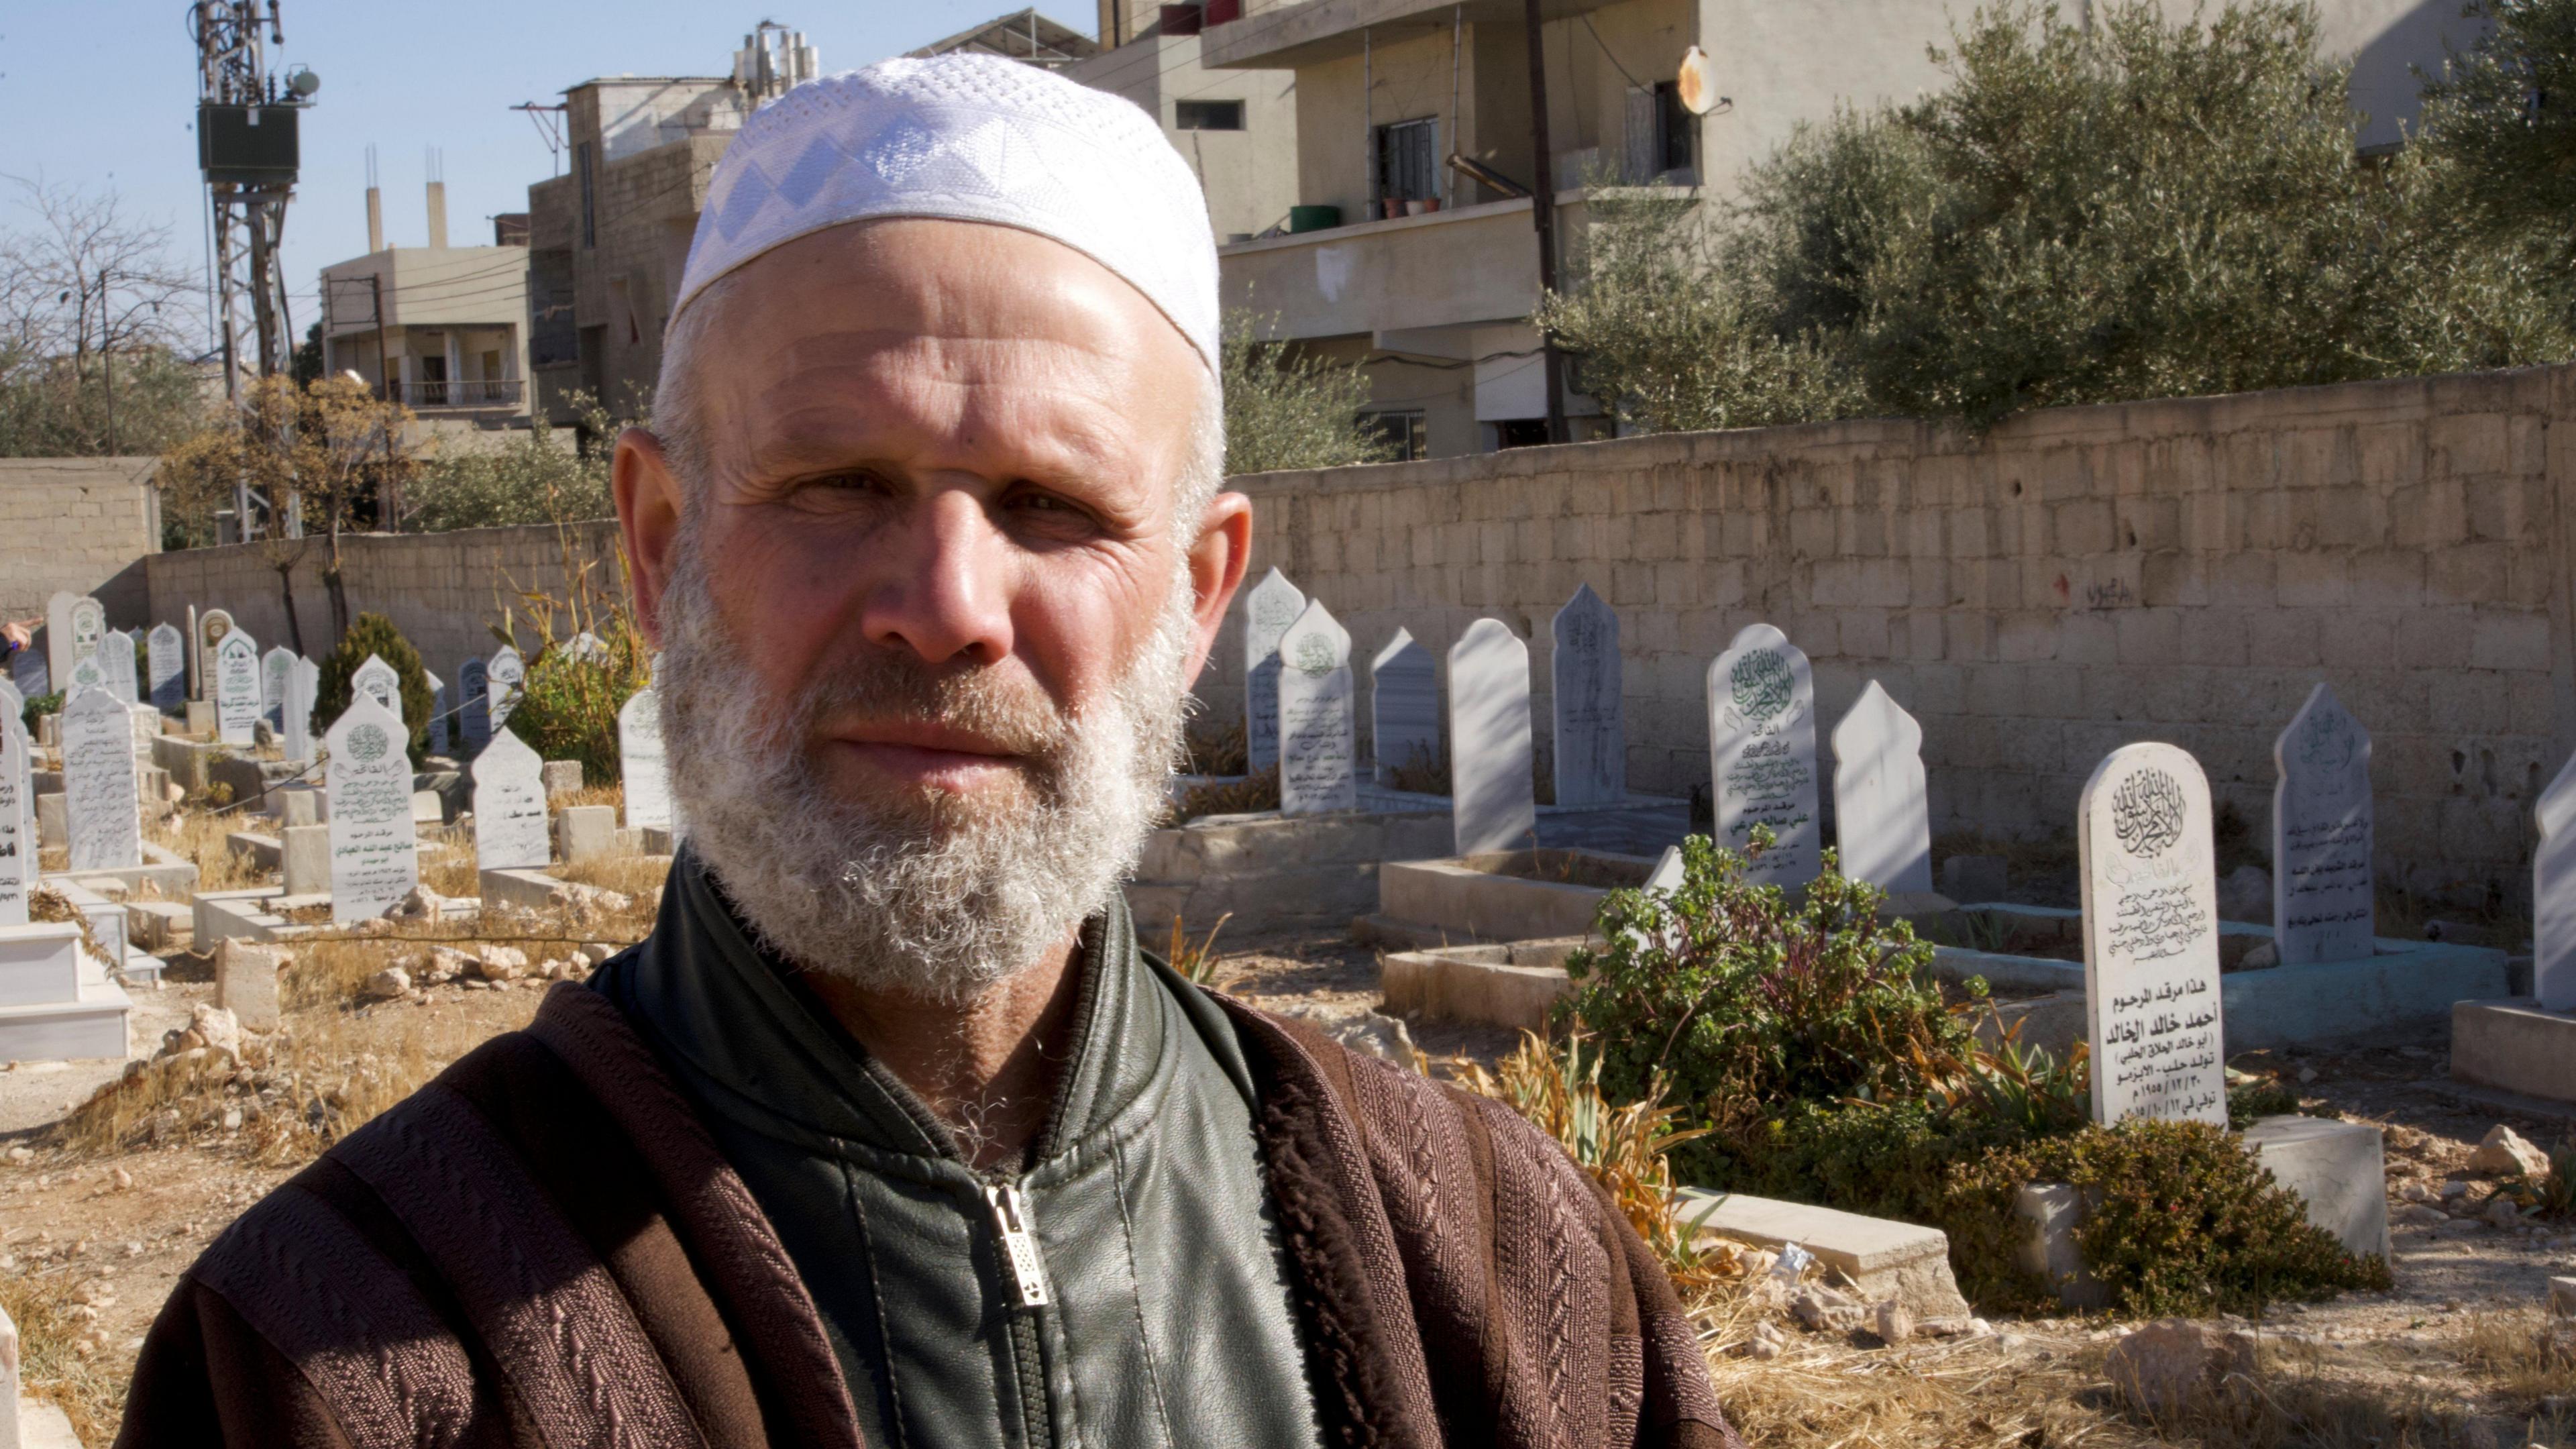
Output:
(318, 182), (531, 428)
(1196, 0), (2491, 460)
(910, 8), (1102, 68)
(1067, 5), (1301, 243)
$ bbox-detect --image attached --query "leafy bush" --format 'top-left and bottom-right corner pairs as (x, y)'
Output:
(498, 623), (650, 786)
(1221, 311), (1395, 474)
(19, 690), (62, 734)
(401, 394), (627, 533)
(313, 613), (433, 765)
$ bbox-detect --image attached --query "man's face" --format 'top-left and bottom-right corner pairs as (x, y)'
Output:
(616, 219), (1250, 995)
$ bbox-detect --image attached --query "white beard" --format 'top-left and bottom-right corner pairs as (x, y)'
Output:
(655, 523), (1195, 1004)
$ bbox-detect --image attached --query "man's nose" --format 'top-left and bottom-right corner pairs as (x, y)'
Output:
(858, 488), (1015, 667)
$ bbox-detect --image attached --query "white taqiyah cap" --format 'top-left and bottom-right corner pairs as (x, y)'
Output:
(674, 54), (1220, 374)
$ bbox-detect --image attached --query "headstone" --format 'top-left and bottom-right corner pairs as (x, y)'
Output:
(2271, 682), (2373, 965)
(262, 646), (297, 730)
(426, 670), (450, 756)
(1706, 623), (1821, 884)
(458, 656), (492, 753)
(566, 631), (608, 663)
(2080, 742), (2225, 1128)
(280, 657), (316, 764)
(64, 651), (107, 701)
(101, 629), (140, 703)
(1369, 629), (1440, 790)
(352, 653), (401, 715)
(1550, 584), (1623, 808)
(0, 721), (29, 926)
(212, 630), (261, 747)
(147, 623), (185, 710)
(619, 689), (674, 833)
(471, 728), (551, 871)
(197, 608), (237, 700)
(557, 804), (617, 864)
(185, 604), (199, 696)
(1447, 619), (1537, 855)
(46, 590), (103, 684)
(280, 822), (330, 896)
(486, 646), (526, 733)
(325, 694), (420, 924)
(62, 688), (143, 871)
(1241, 568), (1305, 774)
(0, 677), (21, 727)
(2536, 750), (2576, 1012)
(9, 633), (46, 700)
(1277, 599), (1357, 816)
(1830, 680), (1933, 894)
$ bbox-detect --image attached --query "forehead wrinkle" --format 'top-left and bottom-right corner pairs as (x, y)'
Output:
(734, 363), (1152, 490)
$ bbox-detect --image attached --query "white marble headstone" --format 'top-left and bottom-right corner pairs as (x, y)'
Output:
(101, 630), (140, 704)
(213, 631), (261, 747)
(325, 694), (421, 923)
(262, 646), (297, 730)
(62, 688), (142, 871)
(147, 623), (185, 710)
(2271, 682), (2373, 963)
(1550, 584), (1624, 808)
(282, 658), (317, 764)
(64, 652), (107, 700)
(566, 631), (608, 664)
(1830, 680), (1933, 894)
(620, 688), (675, 835)
(1277, 599), (1357, 816)
(0, 679), (19, 730)
(1706, 623), (1821, 883)
(197, 609), (237, 700)
(486, 647), (526, 733)
(1241, 568), (1305, 774)
(458, 657), (492, 754)
(352, 654), (401, 716)
(1448, 619), (1537, 856)
(2536, 751), (2576, 1012)
(2080, 742), (2226, 1128)
(472, 728), (551, 871)
(47, 591), (103, 686)
(1370, 629), (1440, 790)
(426, 670), (450, 757)
(0, 722), (28, 926)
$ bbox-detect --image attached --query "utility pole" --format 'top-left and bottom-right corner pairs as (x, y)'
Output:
(1521, 0), (1567, 445)
(370, 273), (389, 403)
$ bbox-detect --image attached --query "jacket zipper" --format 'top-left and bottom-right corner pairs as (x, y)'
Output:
(983, 1181), (1051, 1307)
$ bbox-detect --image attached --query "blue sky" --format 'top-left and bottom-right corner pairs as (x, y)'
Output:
(0, 2), (1095, 350)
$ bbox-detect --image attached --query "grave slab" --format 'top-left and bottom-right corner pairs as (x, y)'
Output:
(192, 888), (327, 947)
(280, 824), (330, 897)
(2452, 1000), (2576, 1106)
(1371, 848), (1659, 945)
(217, 938), (288, 1032)
(1674, 1188), (1972, 1318)
(36, 842), (197, 900)
(1124, 809), (1454, 941)
(555, 804), (616, 863)
(2242, 1114), (2391, 1260)
(124, 899), (192, 953)
(0, 920), (131, 1065)
(1379, 938), (1582, 1032)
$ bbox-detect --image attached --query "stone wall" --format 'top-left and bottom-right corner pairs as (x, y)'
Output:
(142, 521), (624, 686)
(0, 458), (161, 626)
(1218, 364), (2576, 908)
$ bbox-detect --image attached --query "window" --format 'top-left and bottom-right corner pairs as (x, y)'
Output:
(1374, 117), (1439, 203)
(1175, 99), (1244, 131)
(1492, 419), (1551, 449)
(1653, 82), (1694, 176)
(577, 142), (597, 249)
(1360, 409), (1428, 462)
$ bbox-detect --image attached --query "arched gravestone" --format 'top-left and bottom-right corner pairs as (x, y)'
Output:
(620, 689), (674, 834)
(1369, 629), (1439, 790)
(213, 631), (262, 747)
(47, 591), (103, 686)
(486, 647), (527, 734)
(1550, 584), (1623, 808)
(1447, 619), (1536, 857)
(2080, 742), (2225, 1128)
(352, 654), (401, 715)
(0, 720), (30, 926)
(62, 688), (142, 872)
(1830, 680), (1933, 894)
(262, 647), (297, 729)
(197, 609), (237, 700)
(425, 671), (450, 757)
(2536, 750), (2576, 1012)
(1240, 568), (1304, 775)
(2271, 682), (2373, 964)
(64, 653), (108, 700)
(101, 630), (140, 704)
(325, 694), (420, 924)
(147, 624), (185, 710)
(472, 728), (551, 871)
(1277, 599), (1356, 816)
(1706, 623), (1821, 885)
(458, 656), (492, 754)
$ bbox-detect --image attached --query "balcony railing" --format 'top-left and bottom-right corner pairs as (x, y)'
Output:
(395, 378), (524, 409)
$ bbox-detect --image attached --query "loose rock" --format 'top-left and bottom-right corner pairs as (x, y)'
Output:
(2469, 1125), (2551, 1179)
(359, 966), (413, 1002)
(2104, 1320), (2257, 1416)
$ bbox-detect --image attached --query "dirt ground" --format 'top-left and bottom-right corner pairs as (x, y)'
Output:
(9, 922), (2576, 1446)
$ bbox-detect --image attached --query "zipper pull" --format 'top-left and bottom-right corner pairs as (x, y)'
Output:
(983, 1183), (1051, 1308)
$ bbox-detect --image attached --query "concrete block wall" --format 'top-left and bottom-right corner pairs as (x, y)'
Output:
(0, 457), (161, 625)
(1219, 364), (2576, 907)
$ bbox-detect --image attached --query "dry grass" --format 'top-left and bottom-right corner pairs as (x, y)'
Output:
(550, 853), (674, 899)
(0, 1264), (123, 1446)
(549, 782), (627, 814)
(148, 805), (268, 894)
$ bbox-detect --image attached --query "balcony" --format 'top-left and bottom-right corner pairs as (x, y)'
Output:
(395, 378), (524, 409)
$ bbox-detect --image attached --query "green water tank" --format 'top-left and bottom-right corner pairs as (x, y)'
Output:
(1287, 205), (1342, 233)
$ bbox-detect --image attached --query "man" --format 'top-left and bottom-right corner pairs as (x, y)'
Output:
(119, 56), (1732, 1449)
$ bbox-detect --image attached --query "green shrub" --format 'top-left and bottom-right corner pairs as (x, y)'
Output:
(18, 690), (62, 734)
(313, 613), (433, 765)
(498, 624), (649, 786)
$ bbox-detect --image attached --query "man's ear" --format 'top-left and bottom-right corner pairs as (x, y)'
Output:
(1181, 490), (1254, 686)
(614, 427), (682, 649)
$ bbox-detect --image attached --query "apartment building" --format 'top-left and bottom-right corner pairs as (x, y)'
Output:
(317, 182), (531, 429)
(1067, 1), (1301, 243)
(1192, 0), (2491, 460)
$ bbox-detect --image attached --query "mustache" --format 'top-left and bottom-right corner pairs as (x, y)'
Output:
(777, 649), (1080, 768)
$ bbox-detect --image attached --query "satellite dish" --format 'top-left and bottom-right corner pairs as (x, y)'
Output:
(1676, 46), (1717, 115)
(287, 67), (322, 97)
